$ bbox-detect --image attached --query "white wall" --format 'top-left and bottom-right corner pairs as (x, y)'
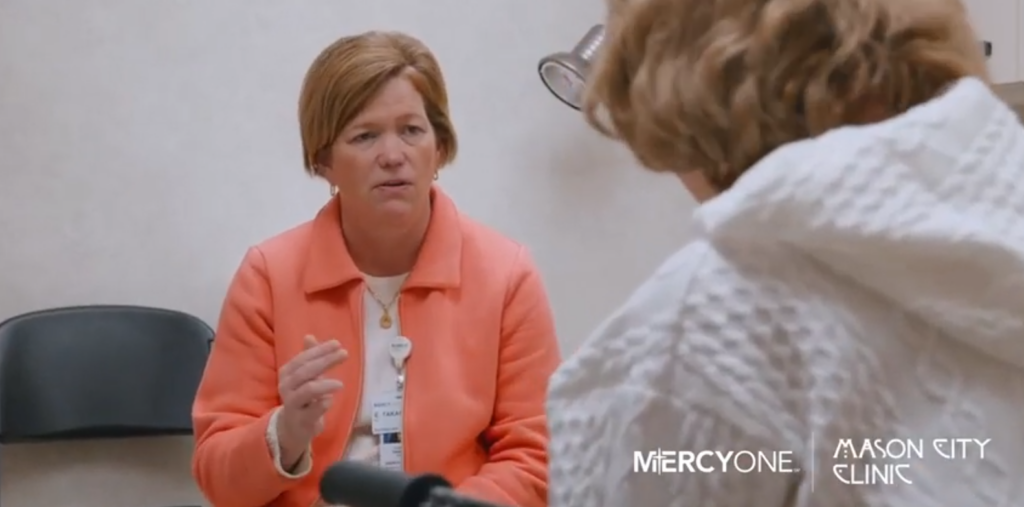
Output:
(0, 1), (696, 506)
(964, 0), (1019, 83)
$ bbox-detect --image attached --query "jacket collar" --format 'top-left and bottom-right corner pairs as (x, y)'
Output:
(302, 186), (462, 293)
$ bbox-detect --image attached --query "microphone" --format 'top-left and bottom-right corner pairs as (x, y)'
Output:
(319, 460), (514, 507)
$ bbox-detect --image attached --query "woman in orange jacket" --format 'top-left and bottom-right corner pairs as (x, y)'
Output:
(191, 30), (562, 507)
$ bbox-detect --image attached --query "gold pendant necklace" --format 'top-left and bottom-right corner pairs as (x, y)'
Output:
(379, 309), (393, 329)
(367, 286), (400, 329)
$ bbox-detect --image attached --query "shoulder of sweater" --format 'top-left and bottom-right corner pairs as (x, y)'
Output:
(562, 239), (824, 371)
(554, 239), (837, 440)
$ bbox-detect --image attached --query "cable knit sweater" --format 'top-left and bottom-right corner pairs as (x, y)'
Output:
(546, 77), (1024, 507)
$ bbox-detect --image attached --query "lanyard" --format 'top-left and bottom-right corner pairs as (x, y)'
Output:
(389, 335), (412, 391)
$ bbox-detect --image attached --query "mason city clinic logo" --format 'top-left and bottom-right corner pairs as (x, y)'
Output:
(832, 438), (990, 485)
(633, 449), (799, 474)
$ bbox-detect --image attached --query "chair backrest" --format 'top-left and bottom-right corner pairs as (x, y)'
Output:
(0, 305), (213, 443)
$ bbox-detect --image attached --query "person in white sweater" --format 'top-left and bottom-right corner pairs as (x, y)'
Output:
(546, 0), (1024, 506)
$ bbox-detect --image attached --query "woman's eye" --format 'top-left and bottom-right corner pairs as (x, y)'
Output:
(403, 125), (424, 135)
(352, 132), (375, 143)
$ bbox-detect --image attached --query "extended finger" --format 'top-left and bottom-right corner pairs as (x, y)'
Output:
(279, 339), (342, 379)
(280, 347), (347, 392)
(285, 378), (344, 409)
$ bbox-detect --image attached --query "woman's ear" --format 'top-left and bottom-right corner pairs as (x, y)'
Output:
(314, 146), (333, 174)
(679, 171), (719, 203)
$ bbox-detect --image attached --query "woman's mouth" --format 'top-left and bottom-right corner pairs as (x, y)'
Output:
(375, 180), (414, 194)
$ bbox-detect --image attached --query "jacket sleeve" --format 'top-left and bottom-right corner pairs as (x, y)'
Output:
(456, 247), (563, 507)
(192, 247), (299, 507)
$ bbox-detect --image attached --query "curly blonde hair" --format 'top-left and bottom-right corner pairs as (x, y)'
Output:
(584, 0), (989, 189)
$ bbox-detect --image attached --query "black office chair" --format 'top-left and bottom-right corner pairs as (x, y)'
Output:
(0, 304), (212, 506)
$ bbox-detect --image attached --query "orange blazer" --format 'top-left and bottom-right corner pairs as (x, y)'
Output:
(191, 188), (562, 507)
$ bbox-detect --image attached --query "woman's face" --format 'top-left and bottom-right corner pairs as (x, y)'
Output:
(322, 75), (440, 224)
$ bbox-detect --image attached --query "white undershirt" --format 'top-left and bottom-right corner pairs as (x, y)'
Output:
(267, 273), (408, 483)
(343, 273), (407, 463)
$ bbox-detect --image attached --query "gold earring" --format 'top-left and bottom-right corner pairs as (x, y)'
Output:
(330, 185), (338, 196)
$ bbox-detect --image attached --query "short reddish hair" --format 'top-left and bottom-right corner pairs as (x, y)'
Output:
(298, 31), (458, 174)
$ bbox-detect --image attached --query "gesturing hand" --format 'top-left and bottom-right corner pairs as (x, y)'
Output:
(275, 334), (347, 465)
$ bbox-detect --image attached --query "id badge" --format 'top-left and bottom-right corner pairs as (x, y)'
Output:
(370, 390), (403, 435)
(379, 433), (403, 471)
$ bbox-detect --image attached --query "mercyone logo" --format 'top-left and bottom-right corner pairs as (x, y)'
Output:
(632, 437), (993, 487)
(633, 449), (799, 474)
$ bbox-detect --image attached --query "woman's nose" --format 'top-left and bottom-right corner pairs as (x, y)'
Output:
(377, 133), (406, 165)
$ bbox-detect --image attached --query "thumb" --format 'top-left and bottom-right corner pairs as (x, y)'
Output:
(303, 334), (319, 349)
